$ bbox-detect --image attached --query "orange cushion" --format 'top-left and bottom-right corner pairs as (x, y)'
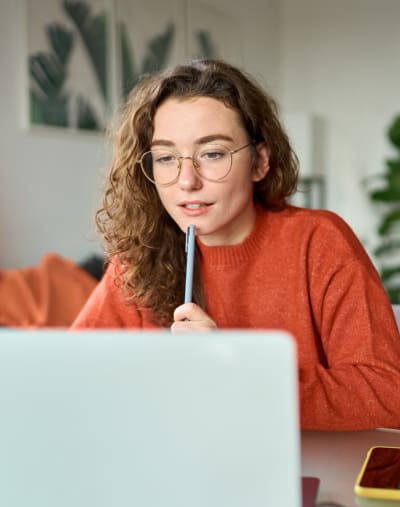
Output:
(0, 253), (98, 328)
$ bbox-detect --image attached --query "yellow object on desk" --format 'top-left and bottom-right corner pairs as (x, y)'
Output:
(354, 446), (400, 501)
(301, 429), (400, 507)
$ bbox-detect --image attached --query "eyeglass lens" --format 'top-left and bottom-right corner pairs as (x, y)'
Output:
(140, 144), (234, 185)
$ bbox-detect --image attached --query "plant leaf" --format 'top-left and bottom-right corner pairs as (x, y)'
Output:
(380, 265), (400, 282)
(387, 286), (400, 304)
(63, 0), (108, 101)
(377, 208), (400, 235)
(141, 23), (175, 75)
(387, 114), (400, 150)
(370, 187), (400, 202)
(47, 23), (74, 65)
(374, 238), (400, 256)
(29, 52), (66, 98)
(119, 22), (136, 99)
(30, 89), (69, 127)
(195, 30), (217, 58)
(386, 159), (400, 174)
(76, 94), (100, 130)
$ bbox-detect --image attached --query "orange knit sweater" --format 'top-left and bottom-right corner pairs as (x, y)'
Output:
(72, 205), (400, 431)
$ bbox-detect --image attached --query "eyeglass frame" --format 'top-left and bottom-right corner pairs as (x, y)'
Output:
(137, 142), (254, 187)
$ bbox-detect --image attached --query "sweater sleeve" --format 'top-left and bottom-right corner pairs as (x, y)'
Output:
(70, 260), (158, 329)
(299, 215), (400, 430)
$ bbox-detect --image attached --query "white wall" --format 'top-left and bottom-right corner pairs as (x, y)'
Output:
(278, 0), (400, 254)
(0, 0), (281, 269)
(0, 1), (108, 268)
(4, 0), (398, 269)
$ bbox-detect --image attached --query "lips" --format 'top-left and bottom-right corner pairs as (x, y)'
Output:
(179, 201), (212, 216)
(184, 203), (206, 209)
(179, 201), (211, 209)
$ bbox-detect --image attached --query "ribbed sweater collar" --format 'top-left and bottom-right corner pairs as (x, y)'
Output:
(196, 204), (272, 267)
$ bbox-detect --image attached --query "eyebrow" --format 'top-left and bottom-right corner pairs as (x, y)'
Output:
(151, 134), (235, 148)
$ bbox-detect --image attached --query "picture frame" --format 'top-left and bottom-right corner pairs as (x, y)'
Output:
(26, 0), (110, 132)
(24, 0), (242, 133)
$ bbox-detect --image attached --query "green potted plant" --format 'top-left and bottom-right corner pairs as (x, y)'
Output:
(367, 115), (400, 303)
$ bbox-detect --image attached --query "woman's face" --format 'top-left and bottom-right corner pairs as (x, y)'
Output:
(151, 96), (269, 246)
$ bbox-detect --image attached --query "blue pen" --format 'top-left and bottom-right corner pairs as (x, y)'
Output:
(184, 224), (195, 303)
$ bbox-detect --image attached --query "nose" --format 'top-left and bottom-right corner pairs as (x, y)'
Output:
(177, 156), (203, 190)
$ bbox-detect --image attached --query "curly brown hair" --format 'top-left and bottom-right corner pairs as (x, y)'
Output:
(96, 59), (299, 326)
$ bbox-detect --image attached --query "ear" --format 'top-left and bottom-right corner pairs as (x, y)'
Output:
(252, 142), (270, 182)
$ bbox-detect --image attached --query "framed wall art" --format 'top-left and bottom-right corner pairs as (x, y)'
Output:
(25, 0), (242, 133)
(26, 0), (110, 131)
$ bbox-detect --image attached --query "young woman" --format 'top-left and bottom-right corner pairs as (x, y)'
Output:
(72, 59), (400, 431)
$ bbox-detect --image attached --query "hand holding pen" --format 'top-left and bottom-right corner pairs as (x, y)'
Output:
(170, 224), (217, 331)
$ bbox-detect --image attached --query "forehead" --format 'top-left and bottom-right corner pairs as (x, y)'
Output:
(152, 96), (245, 141)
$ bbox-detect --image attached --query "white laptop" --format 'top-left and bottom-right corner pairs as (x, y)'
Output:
(0, 329), (301, 507)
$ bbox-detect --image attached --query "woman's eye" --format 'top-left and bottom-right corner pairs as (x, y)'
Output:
(155, 154), (176, 164)
(200, 149), (226, 161)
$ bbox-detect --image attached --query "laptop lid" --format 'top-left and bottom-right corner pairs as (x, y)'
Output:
(0, 329), (301, 507)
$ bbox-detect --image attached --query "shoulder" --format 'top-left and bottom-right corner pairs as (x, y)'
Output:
(266, 205), (362, 241)
(258, 205), (372, 264)
(267, 205), (354, 230)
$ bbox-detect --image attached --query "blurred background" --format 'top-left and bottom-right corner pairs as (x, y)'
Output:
(1, 0), (400, 299)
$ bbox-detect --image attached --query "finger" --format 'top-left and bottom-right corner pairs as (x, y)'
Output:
(171, 319), (216, 333)
(173, 302), (208, 322)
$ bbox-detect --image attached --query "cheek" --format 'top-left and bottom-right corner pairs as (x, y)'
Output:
(231, 167), (256, 193)
(155, 187), (173, 210)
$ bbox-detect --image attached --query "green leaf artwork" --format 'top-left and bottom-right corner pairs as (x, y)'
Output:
(63, 0), (108, 101)
(28, 0), (218, 130)
(120, 22), (176, 100)
(29, 24), (72, 127)
(195, 30), (217, 59)
(29, 1), (104, 130)
(119, 24), (217, 100)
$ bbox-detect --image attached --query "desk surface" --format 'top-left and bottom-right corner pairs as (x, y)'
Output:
(301, 429), (400, 507)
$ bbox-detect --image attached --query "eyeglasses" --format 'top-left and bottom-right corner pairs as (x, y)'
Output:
(138, 142), (252, 186)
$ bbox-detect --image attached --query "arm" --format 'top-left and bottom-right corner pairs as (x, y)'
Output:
(300, 227), (400, 430)
(70, 260), (158, 329)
